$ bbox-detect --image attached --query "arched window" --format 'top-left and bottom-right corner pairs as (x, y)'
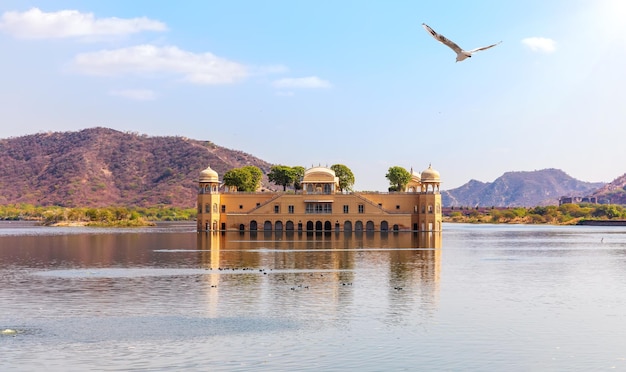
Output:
(381, 221), (389, 231)
(344, 221), (352, 232)
(366, 221), (375, 231)
(263, 221), (272, 231)
(250, 220), (258, 230)
(355, 221), (363, 232)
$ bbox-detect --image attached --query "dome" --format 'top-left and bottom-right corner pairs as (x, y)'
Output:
(420, 164), (440, 182)
(199, 165), (219, 183)
(304, 166), (336, 177)
(303, 166), (337, 183)
(410, 169), (421, 183)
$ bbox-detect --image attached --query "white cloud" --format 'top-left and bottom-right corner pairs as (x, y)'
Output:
(109, 89), (156, 101)
(522, 37), (556, 53)
(0, 7), (166, 39)
(73, 45), (248, 84)
(272, 76), (332, 89)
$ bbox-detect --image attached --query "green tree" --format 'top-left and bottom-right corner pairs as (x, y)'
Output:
(385, 166), (411, 192)
(268, 165), (298, 191)
(292, 166), (305, 190)
(592, 204), (623, 219)
(331, 164), (355, 192)
(223, 168), (246, 191)
(223, 166), (262, 192)
(241, 166), (263, 191)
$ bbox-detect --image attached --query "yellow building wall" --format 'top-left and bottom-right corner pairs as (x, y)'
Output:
(198, 191), (441, 232)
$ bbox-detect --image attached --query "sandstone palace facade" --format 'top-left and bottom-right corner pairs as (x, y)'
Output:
(197, 165), (442, 232)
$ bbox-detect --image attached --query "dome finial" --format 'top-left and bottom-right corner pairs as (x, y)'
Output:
(199, 165), (219, 182)
(421, 164), (440, 182)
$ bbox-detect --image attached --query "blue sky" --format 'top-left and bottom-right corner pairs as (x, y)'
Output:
(1, 1), (625, 191)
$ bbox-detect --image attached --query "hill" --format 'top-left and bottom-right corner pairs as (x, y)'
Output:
(591, 173), (626, 204)
(442, 168), (605, 207)
(0, 127), (272, 208)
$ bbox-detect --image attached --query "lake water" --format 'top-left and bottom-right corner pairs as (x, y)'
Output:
(1, 222), (626, 371)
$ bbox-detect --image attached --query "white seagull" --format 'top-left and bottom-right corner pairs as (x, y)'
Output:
(422, 23), (501, 62)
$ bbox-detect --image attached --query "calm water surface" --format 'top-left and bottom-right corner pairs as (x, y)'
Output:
(1, 221), (626, 371)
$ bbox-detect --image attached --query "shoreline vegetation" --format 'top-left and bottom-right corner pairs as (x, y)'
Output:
(0, 204), (196, 227)
(1, 203), (625, 227)
(443, 203), (626, 225)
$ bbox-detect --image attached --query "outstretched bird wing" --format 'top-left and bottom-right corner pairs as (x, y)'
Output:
(422, 23), (463, 54)
(467, 41), (502, 54)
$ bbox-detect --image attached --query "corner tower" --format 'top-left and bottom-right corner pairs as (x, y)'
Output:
(419, 164), (442, 231)
(197, 165), (221, 232)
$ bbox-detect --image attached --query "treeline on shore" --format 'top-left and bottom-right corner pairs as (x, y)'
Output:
(0, 204), (197, 227)
(3, 203), (624, 227)
(445, 203), (626, 224)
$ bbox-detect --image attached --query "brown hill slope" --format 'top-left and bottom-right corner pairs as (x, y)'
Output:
(0, 127), (272, 208)
(591, 173), (626, 204)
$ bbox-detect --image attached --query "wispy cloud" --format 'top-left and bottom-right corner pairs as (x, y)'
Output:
(109, 89), (157, 101)
(272, 76), (332, 89)
(522, 37), (556, 53)
(0, 7), (166, 39)
(73, 45), (248, 84)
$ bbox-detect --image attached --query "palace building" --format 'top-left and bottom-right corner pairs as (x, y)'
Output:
(197, 165), (442, 232)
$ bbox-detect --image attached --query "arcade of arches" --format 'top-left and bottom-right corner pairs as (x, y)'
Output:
(242, 219), (399, 232)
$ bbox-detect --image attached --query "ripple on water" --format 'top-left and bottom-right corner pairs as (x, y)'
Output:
(1, 316), (298, 345)
(31, 268), (209, 278)
(31, 267), (353, 278)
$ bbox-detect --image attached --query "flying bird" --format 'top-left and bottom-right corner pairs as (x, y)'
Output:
(422, 23), (501, 62)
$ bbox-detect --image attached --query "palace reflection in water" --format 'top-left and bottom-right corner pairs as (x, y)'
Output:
(196, 231), (442, 319)
(0, 223), (443, 369)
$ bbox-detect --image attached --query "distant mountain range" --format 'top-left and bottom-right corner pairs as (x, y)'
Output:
(1, 128), (625, 208)
(442, 169), (608, 207)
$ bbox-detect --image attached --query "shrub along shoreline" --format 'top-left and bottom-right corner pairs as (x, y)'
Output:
(0, 204), (196, 227)
(2, 203), (624, 227)
(444, 203), (626, 225)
